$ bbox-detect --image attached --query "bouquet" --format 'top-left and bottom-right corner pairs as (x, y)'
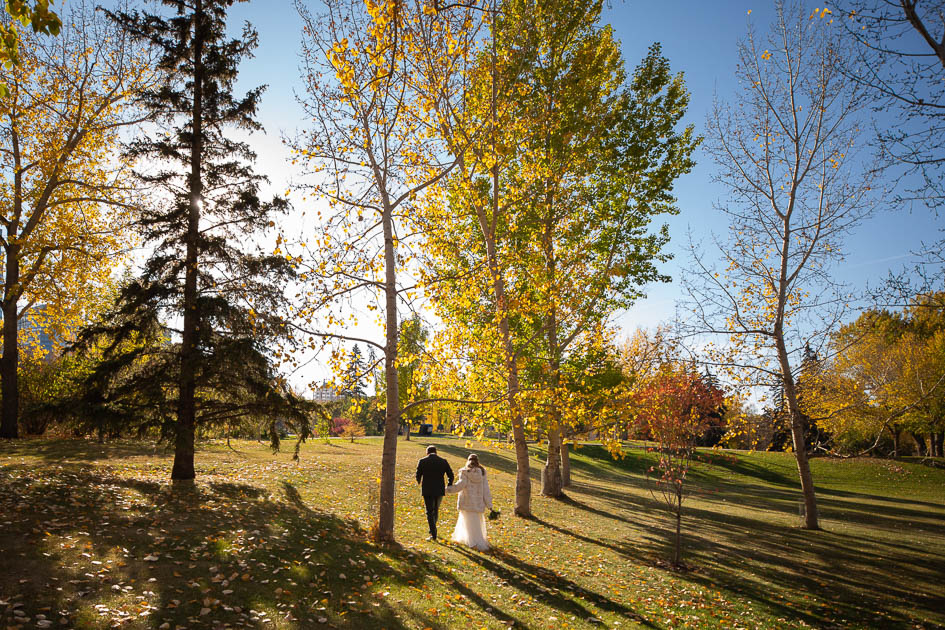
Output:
(487, 508), (501, 521)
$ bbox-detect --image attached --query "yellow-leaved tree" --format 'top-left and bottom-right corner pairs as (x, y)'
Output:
(289, 0), (484, 542)
(0, 5), (153, 438)
(806, 300), (945, 457)
(414, 0), (537, 516)
(420, 0), (698, 504)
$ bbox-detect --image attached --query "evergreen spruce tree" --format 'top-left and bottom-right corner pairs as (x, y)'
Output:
(78, 0), (306, 482)
(797, 344), (830, 453)
(342, 345), (366, 399)
(766, 378), (790, 452)
(697, 368), (726, 447)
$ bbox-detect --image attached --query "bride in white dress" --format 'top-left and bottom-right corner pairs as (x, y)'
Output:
(445, 454), (493, 551)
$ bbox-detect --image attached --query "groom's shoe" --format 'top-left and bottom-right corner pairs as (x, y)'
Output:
(426, 535), (437, 541)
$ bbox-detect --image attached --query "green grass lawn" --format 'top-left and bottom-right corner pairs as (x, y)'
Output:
(0, 436), (942, 629)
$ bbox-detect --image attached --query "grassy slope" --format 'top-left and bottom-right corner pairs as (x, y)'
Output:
(0, 436), (942, 630)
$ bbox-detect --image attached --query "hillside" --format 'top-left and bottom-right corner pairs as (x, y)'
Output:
(0, 437), (942, 629)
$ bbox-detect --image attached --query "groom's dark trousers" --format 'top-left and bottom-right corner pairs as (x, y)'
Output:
(423, 495), (443, 538)
(416, 451), (454, 539)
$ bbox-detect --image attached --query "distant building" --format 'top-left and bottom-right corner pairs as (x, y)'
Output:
(312, 383), (342, 403)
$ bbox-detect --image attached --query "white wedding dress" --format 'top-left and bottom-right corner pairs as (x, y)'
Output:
(453, 509), (490, 550)
(445, 466), (492, 551)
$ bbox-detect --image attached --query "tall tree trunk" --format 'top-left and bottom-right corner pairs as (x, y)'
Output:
(172, 0), (204, 484)
(0, 247), (19, 439)
(560, 436), (571, 487)
(673, 485), (682, 567)
(889, 425), (901, 458)
(538, 55), (563, 499)
(489, 237), (531, 516)
(481, 7), (531, 517)
(911, 432), (927, 457)
(541, 310), (563, 497)
(933, 431), (944, 457)
(542, 424), (563, 496)
(2, 105), (26, 441)
(775, 335), (819, 529)
(502, 323), (531, 517)
(541, 342), (564, 496)
(376, 198), (400, 542)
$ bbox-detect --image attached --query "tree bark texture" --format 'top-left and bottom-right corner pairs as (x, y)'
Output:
(932, 432), (944, 457)
(889, 426), (901, 458)
(376, 198), (400, 542)
(540, 290), (564, 497)
(0, 258), (19, 439)
(542, 424), (563, 497)
(560, 438), (571, 487)
(172, 0), (204, 483)
(776, 335), (819, 529)
(673, 486), (682, 567)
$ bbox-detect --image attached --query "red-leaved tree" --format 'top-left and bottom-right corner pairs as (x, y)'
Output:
(633, 363), (724, 567)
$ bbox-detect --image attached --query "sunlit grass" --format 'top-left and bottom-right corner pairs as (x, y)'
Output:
(0, 436), (942, 629)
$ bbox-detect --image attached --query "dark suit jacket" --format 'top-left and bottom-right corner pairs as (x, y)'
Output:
(416, 453), (454, 496)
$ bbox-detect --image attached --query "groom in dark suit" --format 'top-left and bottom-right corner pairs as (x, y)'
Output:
(416, 445), (454, 540)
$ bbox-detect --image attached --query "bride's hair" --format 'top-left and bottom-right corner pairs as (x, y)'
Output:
(466, 453), (484, 472)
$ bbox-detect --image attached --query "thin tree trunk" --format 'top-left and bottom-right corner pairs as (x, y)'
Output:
(561, 436), (571, 487)
(889, 425), (901, 458)
(775, 336), (819, 529)
(540, 294), (563, 497)
(503, 326), (531, 517)
(538, 55), (563, 500)
(933, 431), (944, 457)
(542, 423), (563, 496)
(1, 107), (25, 441)
(540, 354), (564, 496)
(376, 198), (400, 542)
(0, 254), (19, 439)
(172, 0), (204, 484)
(476, 12), (531, 517)
(674, 486), (682, 567)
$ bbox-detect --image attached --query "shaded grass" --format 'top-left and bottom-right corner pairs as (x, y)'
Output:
(0, 436), (942, 629)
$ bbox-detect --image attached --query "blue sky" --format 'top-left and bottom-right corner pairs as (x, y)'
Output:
(220, 0), (939, 332)
(100, 0), (940, 385)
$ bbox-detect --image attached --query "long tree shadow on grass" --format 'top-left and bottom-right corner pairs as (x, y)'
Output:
(526, 512), (658, 565)
(0, 463), (445, 629)
(434, 443), (543, 482)
(563, 444), (652, 477)
(0, 437), (168, 462)
(398, 548), (523, 628)
(460, 442), (945, 628)
(698, 453), (945, 509)
(573, 464), (945, 542)
(558, 465), (945, 629)
(567, 461), (944, 563)
(664, 514), (945, 629)
(450, 544), (659, 627)
(571, 445), (944, 519)
(623, 492), (942, 627)
(576, 475), (944, 574)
